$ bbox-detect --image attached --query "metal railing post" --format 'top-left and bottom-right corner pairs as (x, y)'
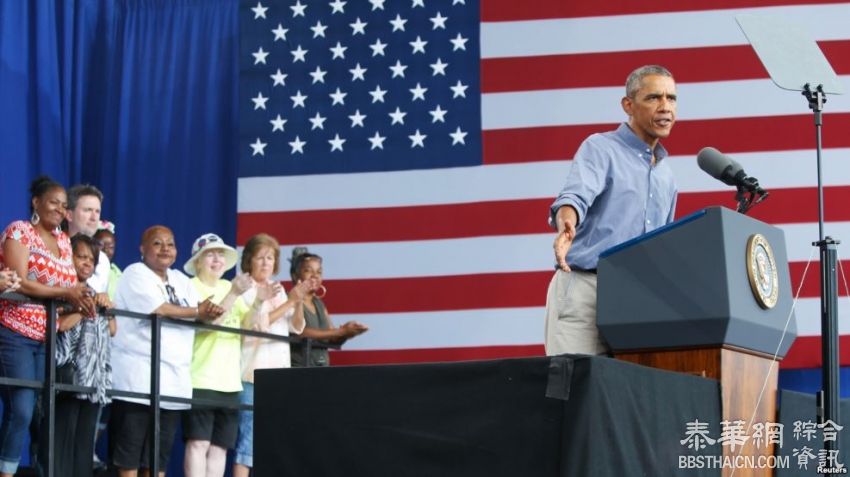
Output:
(304, 338), (313, 367)
(43, 299), (57, 477)
(149, 313), (162, 477)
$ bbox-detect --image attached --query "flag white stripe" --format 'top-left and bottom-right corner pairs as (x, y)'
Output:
(327, 297), (850, 351)
(481, 3), (850, 58)
(238, 148), (850, 212)
(334, 307), (546, 350)
(238, 221), (845, 281)
(482, 77), (850, 130)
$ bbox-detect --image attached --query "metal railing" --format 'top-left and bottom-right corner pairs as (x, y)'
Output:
(0, 291), (338, 477)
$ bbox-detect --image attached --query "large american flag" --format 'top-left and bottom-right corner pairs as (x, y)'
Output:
(237, 0), (850, 369)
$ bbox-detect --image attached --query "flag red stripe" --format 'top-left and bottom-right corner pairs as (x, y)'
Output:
(236, 198), (551, 245)
(481, 41), (850, 94)
(238, 186), (850, 246)
(328, 339), (850, 369)
(289, 259), (847, 314)
(481, 0), (850, 22)
(482, 113), (850, 165)
(286, 271), (552, 314)
(329, 344), (545, 366)
(676, 186), (850, 226)
(780, 335), (850, 368)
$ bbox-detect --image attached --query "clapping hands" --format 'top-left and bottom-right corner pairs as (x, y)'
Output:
(230, 273), (254, 296)
(197, 297), (225, 321)
(0, 268), (21, 293)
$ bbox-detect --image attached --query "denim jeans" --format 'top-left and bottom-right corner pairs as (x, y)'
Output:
(234, 382), (254, 468)
(0, 325), (45, 474)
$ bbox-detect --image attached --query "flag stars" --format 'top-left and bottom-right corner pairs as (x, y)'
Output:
(369, 0), (386, 10)
(429, 105), (447, 123)
(252, 47), (269, 65)
(450, 126), (467, 145)
(289, 136), (306, 154)
(348, 109), (366, 127)
(369, 85), (388, 103)
(349, 63), (367, 81)
(452, 0), (465, 4)
(389, 14), (407, 32)
(389, 60), (407, 78)
(290, 90), (308, 108)
(272, 24), (289, 41)
(410, 36), (427, 54)
(368, 131), (386, 150)
(412, 0), (425, 8)
(328, 134), (346, 152)
(329, 42), (347, 59)
(370, 39), (388, 57)
(450, 80), (468, 98)
(409, 83), (427, 101)
(270, 69), (287, 87)
(290, 0), (307, 17)
(310, 21), (328, 38)
(250, 138), (267, 156)
(252, 92), (269, 110)
(450, 33), (468, 51)
(251, 2), (268, 19)
(350, 17), (367, 35)
(329, 0), (346, 14)
(309, 66), (327, 84)
(430, 12), (448, 30)
(270, 114), (287, 132)
(309, 112), (327, 130)
(430, 58), (448, 76)
(291, 45), (308, 63)
(388, 107), (406, 125)
(409, 129), (427, 148)
(329, 88), (347, 105)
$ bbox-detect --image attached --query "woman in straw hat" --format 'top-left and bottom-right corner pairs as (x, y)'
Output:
(182, 233), (253, 477)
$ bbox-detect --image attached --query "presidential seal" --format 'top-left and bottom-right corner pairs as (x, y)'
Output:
(746, 234), (779, 309)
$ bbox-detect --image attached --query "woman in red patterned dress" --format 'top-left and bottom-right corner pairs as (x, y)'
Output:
(0, 176), (94, 476)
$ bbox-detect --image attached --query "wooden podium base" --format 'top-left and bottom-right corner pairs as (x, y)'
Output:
(616, 346), (779, 477)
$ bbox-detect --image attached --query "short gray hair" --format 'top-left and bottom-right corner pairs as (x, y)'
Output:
(625, 65), (673, 98)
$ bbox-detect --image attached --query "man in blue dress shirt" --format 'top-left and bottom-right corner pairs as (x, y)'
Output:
(545, 65), (679, 356)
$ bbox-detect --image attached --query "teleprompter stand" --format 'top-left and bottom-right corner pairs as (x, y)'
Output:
(737, 13), (845, 463)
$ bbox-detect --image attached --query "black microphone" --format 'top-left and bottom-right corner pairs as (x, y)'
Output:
(697, 147), (768, 214)
(697, 147), (749, 188)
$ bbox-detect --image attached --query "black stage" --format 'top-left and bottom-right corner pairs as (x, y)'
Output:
(255, 355), (723, 477)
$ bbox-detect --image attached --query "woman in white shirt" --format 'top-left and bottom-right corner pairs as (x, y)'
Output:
(110, 225), (223, 477)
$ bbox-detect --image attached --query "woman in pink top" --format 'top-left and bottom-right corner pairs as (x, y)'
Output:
(232, 233), (311, 477)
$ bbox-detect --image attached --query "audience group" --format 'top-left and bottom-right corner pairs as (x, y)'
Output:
(0, 176), (369, 477)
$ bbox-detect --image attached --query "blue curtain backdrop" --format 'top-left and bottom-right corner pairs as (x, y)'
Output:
(0, 0), (238, 473)
(0, 0), (239, 267)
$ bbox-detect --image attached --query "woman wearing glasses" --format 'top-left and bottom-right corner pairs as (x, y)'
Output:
(110, 225), (223, 477)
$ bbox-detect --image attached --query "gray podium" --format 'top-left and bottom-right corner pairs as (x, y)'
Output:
(597, 205), (796, 356)
(597, 206), (797, 477)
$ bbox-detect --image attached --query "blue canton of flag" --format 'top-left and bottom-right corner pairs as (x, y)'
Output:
(239, 0), (482, 177)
